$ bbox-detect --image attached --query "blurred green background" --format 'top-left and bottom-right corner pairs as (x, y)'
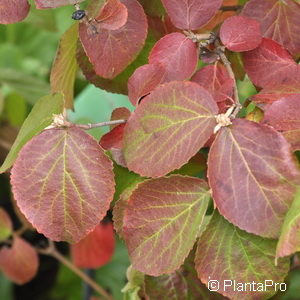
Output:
(0, 1), (299, 300)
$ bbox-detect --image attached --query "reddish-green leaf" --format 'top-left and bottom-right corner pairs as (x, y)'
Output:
(208, 118), (300, 238)
(34, 0), (85, 8)
(71, 222), (115, 268)
(242, 0), (300, 57)
(113, 180), (143, 237)
(161, 0), (222, 30)
(79, 0), (147, 79)
(263, 94), (300, 151)
(11, 127), (115, 243)
(191, 64), (234, 104)
(50, 24), (78, 109)
(95, 0), (128, 30)
(276, 189), (300, 260)
(195, 211), (290, 300)
(144, 271), (188, 299)
(148, 33), (198, 82)
(0, 237), (39, 284)
(220, 15), (262, 52)
(123, 175), (210, 276)
(0, 208), (12, 242)
(243, 38), (300, 88)
(0, 0), (30, 24)
(128, 63), (165, 106)
(123, 81), (218, 177)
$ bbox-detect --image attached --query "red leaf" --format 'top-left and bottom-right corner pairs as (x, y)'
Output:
(95, 0), (128, 31)
(110, 107), (131, 129)
(0, 208), (12, 241)
(220, 15), (262, 52)
(263, 94), (300, 151)
(191, 64), (234, 104)
(128, 63), (165, 106)
(0, 237), (39, 284)
(160, 0), (222, 30)
(123, 81), (218, 177)
(34, 0), (84, 8)
(79, 0), (147, 79)
(123, 175), (210, 276)
(208, 119), (300, 238)
(0, 0), (30, 24)
(243, 38), (300, 88)
(251, 82), (300, 108)
(11, 127), (115, 243)
(71, 222), (115, 268)
(242, 0), (300, 57)
(100, 123), (125, 150)
(148, 33), (198, 82)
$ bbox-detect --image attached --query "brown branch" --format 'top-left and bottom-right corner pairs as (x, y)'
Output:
(215, 42), (241, 118)
(220, 5), (242, 11)
(38, 240), (113, 300)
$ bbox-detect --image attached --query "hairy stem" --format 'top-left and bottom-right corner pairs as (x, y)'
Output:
(38, 240), (113, 300)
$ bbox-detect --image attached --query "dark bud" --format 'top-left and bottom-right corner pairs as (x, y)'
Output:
(72, 10), (86, 21)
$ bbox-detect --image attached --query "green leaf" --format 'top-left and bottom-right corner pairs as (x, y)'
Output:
(4, 93), (27, 127)
(50, 24), (78, 109)
(0, 208), (12, 242)
(195, 211), (290, 300)
(122, 265), (145, 300)
(0, 69), (50, 105)
(0, 93), (64, 173)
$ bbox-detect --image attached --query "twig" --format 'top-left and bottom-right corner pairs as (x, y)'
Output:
(220, 5), (242, 11)
(215, 41), (241, 117)
(45, 115), (127, 130)
(73, 119), (127, 130)
(38, 240), (113, 300)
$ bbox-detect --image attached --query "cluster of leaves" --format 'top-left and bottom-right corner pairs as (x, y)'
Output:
(1, 0), (300, 299)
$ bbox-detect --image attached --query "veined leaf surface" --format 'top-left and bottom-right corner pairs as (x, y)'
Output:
(123, 81), (218, 177)
(242, 0), (300, 57)
(79, 0), (147, 79)
(123, 175), (210, 276)
(208, 118), (300, 238)
(160, 0), (222, 30)
(195, 212), (290, 300)
(263, 94), (300, 151)
(243, 38), (300, 88)
(11, 127), (115, 243)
